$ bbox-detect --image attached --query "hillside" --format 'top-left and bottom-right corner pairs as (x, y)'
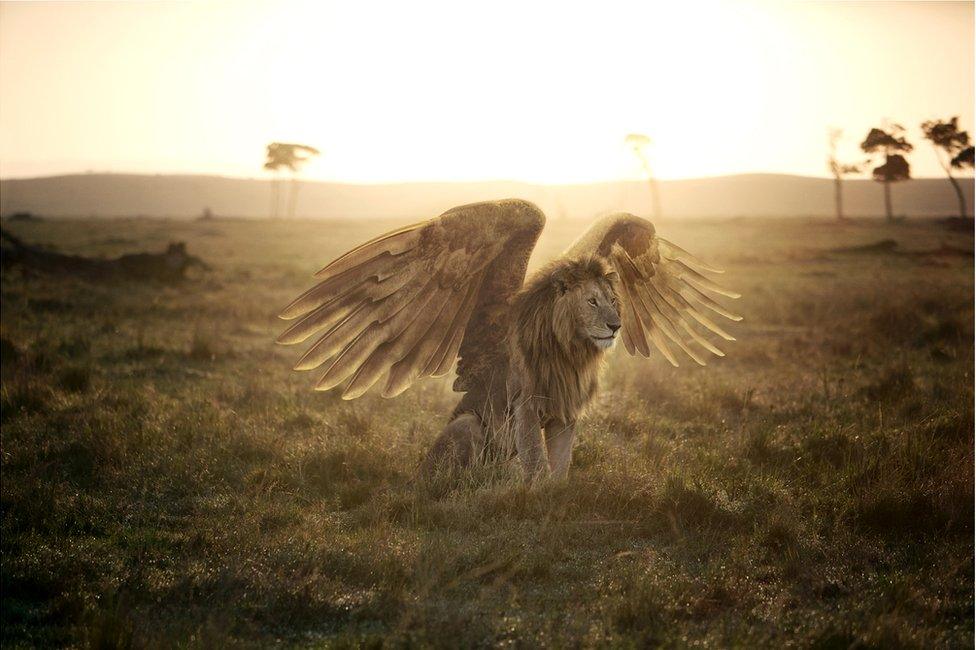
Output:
(1, 172), (973, 219)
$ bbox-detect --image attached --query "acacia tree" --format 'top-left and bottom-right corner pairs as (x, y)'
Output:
(624, 133), (662, 220)
(921, 117), (972, 218)
(953, 146), (974, 170)
(264, 142), (320, 219)
(860, 124), (913, 221)
(827, 128), (862, 221)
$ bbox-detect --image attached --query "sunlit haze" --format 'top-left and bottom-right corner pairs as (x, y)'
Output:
(0, 0), (972, 183)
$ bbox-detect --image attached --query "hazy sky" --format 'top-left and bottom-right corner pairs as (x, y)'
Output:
(0, 1), (972, 183)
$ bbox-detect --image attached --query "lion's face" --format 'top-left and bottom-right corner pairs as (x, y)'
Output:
(564, 276), (621, 350)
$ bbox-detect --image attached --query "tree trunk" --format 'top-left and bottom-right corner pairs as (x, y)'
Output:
(288, 175), (300, 219)
(648, 177), (662, 221)
(883, 180), (893, 221)
(834, 176), (844, 220)
(269, 176), (280, 219)
(637, 156), (662, 220)
(947, 172), (968, 219)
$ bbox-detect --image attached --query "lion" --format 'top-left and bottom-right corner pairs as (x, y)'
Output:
(424, 255), (620, 478)
(277, 200), (740, 481)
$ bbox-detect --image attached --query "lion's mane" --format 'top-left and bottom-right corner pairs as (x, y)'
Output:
(509, 255), (615, 423)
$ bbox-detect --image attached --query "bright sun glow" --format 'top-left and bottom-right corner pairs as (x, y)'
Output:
(0, 0), (972, 182)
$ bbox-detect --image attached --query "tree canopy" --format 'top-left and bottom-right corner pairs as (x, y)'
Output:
(951, 146), (974, 170)
(871, 154), (910, 183)
(860, 126), (913, 156)
(264, 143), (321, 172)
(921, 117), (970, 155)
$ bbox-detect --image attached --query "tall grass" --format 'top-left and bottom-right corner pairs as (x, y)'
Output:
(1, 217), (972, 646)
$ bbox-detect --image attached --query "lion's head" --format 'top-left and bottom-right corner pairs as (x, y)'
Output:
(513, 255), (621, 356)
(549, 258), (621, 351)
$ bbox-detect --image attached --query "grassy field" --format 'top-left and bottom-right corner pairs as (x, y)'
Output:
(1, 214), (973, 647)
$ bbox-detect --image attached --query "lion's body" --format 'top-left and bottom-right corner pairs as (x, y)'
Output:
(425, 256), (620, 478)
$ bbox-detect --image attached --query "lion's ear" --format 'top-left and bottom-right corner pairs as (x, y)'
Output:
(604, 270), (619, 283)
(551, 269), (570, 294)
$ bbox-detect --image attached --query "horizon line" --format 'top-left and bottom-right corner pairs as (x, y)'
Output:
(1, 170), (972, 185)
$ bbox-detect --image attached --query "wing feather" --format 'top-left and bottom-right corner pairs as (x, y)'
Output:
(679, 321), (725, 357)
(613, 263), (651, 357)
(674, 262), (742, 298)
(651, 271), (737, 341)
(619, 322), (636, 355)
(294, 273), (431, 371)
(685, 307), (737, 342)
(315, 281), (450, 390)
(636, 284), (707, 366)
(277, 268), (420, 345)
(379, 284), (475, 398)
(642, 279), (725, 357)
(564, 213), (739, 366)
(647, 327), (679, 367)
(279, 251), (413, 320)
(679, 283), (743, 322)
(658, 238), (724, 274)
(620, 258), (712, 364)
(423, 273), (484, 377)
(343, 284), (461, 399)
(314, 223), (424, 279)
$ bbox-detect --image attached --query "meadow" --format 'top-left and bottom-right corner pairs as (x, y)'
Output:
(1, 214), (973, 647)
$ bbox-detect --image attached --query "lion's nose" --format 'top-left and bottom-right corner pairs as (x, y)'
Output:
(608, 321), (621, 334)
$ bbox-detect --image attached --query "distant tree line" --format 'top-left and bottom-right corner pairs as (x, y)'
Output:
(257, 124), (972, 223)
(828, 117), (974, 221)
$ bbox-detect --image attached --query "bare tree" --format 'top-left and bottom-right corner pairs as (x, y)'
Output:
(860, 124), (913, 221)
(921, 117), (972, 218)
(264, 142), (320, 219)
(624, 133), (662, 220)
(827, 128), (863, 221)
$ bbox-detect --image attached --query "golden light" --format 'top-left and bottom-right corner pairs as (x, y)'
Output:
(0, 1), (971, 182)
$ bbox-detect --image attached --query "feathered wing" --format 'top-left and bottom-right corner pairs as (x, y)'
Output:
(278, 199), (546, 399)
(564, 213), (741, 366)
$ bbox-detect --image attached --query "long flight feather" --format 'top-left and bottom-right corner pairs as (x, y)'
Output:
(611, 250), (651, 357)
(380, 287), (471, 398)
(657, 238), (724, 274)
(655, 272), (738, 341)
(635, 283), (707, 365)
(680, 284), (743, 321)
(424, 274), (484, 377)
(679, 321), (725, 356)
(337, 285), (454, 398)
(315, 279), (442, 390)
(313, 223), (424, 279)
(276, 269), (418, 344)
(674, 261), (741, 298)
(294, 275), (430, 370)
(279, 251), (412, 320)
(647, 327), (679, 367)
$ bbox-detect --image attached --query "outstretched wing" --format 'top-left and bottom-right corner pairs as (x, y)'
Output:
(564, 213), (740, 366)
(278, 199), (545, 399)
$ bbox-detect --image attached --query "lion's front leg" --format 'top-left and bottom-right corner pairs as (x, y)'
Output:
(544, 419), (577, 480)
(513, 400), (547, 481)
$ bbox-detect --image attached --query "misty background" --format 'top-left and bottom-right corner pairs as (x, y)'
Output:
(1, 173), (973, 220)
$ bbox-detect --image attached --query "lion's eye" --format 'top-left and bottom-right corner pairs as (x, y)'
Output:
(588, 298), (598, 307)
